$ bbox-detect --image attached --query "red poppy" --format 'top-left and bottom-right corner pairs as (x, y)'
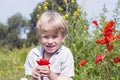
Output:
(92, 20), (98, 26)
(113, 57), (120, 63)
(104, 33), (115, 43)
(103, 27), (114, 35)
(106, 43), (114, 52)
(36, 59), (50, 65)
(96, 38), (107, 44)
(95, 54), (106, 64)
(104, 20), (115, 30)
(115, 34), (120, 40)
(103, 20), (115, 35)
(78, 59), (87, 67)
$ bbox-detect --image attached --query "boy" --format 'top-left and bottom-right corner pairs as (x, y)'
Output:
(24, 10), (74, 80)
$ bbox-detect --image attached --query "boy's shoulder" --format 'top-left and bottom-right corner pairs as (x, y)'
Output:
(59, 45), (72, 55)
(30, 46), (42, 52)
(60, 45), (71, 51)
(28, 46), (43, 56)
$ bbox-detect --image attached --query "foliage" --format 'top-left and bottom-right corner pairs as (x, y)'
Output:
(0, 0), (120, 80)
(0, 13), (29, 49)
(0, 45), (31, 80)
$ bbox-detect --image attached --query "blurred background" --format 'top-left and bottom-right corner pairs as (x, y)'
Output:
(0, 0), (120, 80)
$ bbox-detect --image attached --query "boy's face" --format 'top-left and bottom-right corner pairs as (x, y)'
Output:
(39, 32), (65, 54)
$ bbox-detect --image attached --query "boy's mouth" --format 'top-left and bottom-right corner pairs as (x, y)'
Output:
(46, 45), (56, 50)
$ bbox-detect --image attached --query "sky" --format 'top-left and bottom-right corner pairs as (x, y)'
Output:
(0, 0), (118, 38)
(78, 0), (118, 20)
(0, 0), (43, 24)
(77, 0), (118, 34)
(0, 0), (118, 24)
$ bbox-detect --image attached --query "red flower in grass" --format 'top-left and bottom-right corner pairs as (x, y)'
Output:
(92, 20), (98, 26)
(104, 33), (115, 43)
(115, 34), (120, 40)
(95, 54), (106, 64)
(96, 38), (107, 44)
(106, 43), (114, 52)
(78, 59), (87, 67)
(36, 59), (50, 65)
(103, 20), (115, 34)
(113, 57), (120, 64)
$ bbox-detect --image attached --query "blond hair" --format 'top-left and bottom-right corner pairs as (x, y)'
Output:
(36, 10), (68, 37)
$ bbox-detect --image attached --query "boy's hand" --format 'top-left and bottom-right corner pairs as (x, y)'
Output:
(38, 65), (51, 76)
(32, 65), (50, 78)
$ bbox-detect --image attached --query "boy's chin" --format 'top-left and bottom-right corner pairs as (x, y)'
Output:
(46, 50), (56, 54)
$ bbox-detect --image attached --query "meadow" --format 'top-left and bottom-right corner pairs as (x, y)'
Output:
(0, 0), (120, 80)
(0, 20), (120, 80)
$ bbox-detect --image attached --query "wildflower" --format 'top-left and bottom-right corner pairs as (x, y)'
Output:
(92, 20), (98, 26)
(115, 34), (120, 40)
(103, 20), (115, 36)
(73, 11), (79, 16)
(44, 6), (48, 11)
(36, 59), (50, 80)
(36, 14), (40, 18)
(58, 7), (63, 11)
(95, 20), (116, 52)
(37, 5), (41, 10)
(78, 59), (87, 66)
(104, 33), (115, 43)
(113, 57), (120, 64)
(36, 59), (50, 65)
(77, 6), (80, 12)
(63, 13), (69, 19)
(95, 54), (106, 64)
(43, 1), (48, 6)
(106, 43), (114, 52)
(96, 38), (107, 44)
(71, 0), (75, 3)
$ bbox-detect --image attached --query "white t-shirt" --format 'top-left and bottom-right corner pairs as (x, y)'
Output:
(24, 45), (74, 80)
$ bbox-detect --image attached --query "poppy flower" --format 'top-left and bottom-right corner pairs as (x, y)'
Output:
(103, 20), (115, 35)
(36, 59), (50, 80)
(95, 54), (106, 64)
(92, 20), (98, 26)
(36, 59), (50, 65)
(113, 57), (120, 63)
(103, 27), (114, 35)
(106, 44), (114, 52)
(96, 38), (107, 44)
(104, 20), (115, 30)
(104, 33), (115, 43)
(78, 59), (87, 67)
(115, 34), (120, 40)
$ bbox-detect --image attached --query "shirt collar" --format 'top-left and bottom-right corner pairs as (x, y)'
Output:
(41, 45), (62, 55)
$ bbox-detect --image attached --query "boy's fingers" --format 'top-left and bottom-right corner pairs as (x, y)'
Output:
(32, 70), (41, 78)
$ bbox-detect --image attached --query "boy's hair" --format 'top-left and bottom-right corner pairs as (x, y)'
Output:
(36, 10), (68, 37)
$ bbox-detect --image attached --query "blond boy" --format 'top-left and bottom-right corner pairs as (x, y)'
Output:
(24, 11), (74, 80)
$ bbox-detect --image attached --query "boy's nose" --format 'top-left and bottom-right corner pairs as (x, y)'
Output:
(47, 38), (54, 43)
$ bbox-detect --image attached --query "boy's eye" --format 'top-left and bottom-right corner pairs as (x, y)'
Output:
(40, 35), (58, 39)
(53, 36), (58, 38)
(41, 36), (49, 38)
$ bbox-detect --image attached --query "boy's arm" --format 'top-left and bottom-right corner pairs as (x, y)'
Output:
(30, 76), (38, 80)
(48, 70), (72, 80)
(48, 70), (58, 80)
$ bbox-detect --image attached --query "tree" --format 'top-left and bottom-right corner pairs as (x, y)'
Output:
(0, 23), (8, 46)
(0, 13), (29, 49)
